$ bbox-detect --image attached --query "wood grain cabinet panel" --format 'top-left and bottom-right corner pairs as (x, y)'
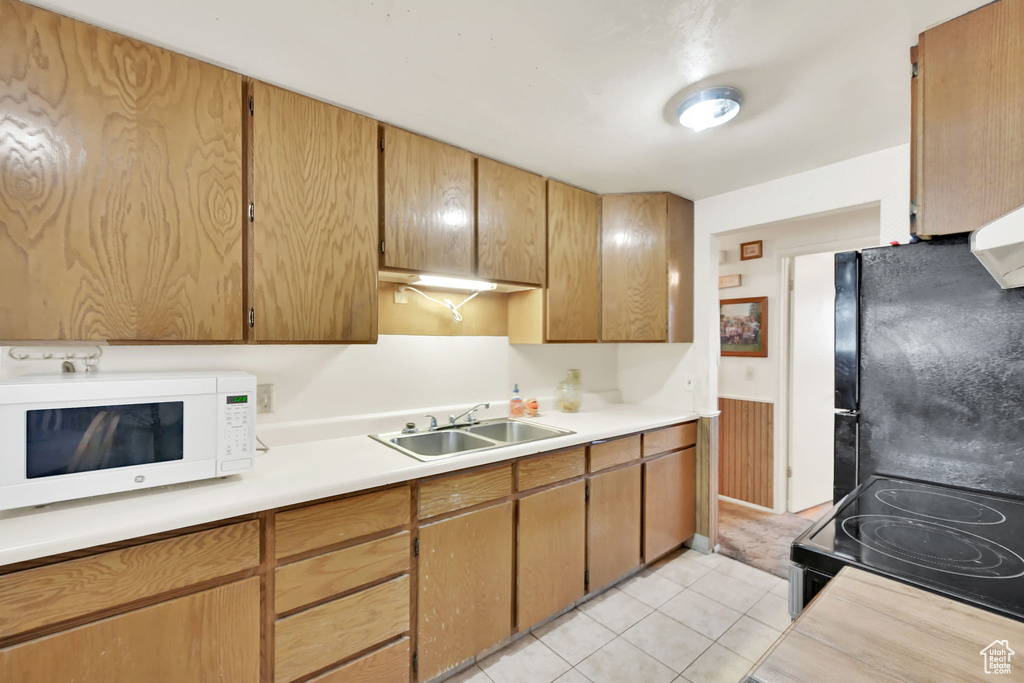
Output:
(0, 521), (259, 640)
(275, 486), (411, 560)
(275, 531), (410, 615)
(587, 465), (641, 590)
(476, 158), (546, 285)
(381, 125), (475, 275)
(309, 637), (410, 683)
(601, 194), (668, 342)
(642, 422), (697, 457)
(915, 0), (1024, 236)
(517, 448), (586, 492)
(418, 465), (512, 519)
(0, 0), (243, 341)
(0, 578), (260, 682)
(418, 502), (513, 680)
(252, 81), (378, 342)
(517, 481), (586, 627)
(275, 575), (410, 683)
(643, 448), (696, 562)
(589, 435), (642, 473)
(547, 181), (600, 341)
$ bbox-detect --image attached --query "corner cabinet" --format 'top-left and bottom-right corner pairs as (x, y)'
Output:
(600, 193), (694, 343)
(251, 81), (379, 343)
(912, 0), (1024, 237)
(380, 125), (476, 276)
(0, 0), (243, 341)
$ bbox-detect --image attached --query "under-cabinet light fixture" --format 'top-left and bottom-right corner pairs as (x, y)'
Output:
(414, 275), (498, 291)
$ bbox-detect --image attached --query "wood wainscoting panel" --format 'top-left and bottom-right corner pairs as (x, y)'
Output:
(0, 521), (259, 640)
(718, 399), (774, 508)
(697, 415), (720, 544)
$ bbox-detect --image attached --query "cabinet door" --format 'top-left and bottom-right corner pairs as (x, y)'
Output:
(915, 0), (1024, 236)
(643, 448), (696, 562)
(418, 502), (513, 680)
(547, 181), (600, 341)
(252, 81), (378, 342)
(0, 0), (243, 341)
(517, 480), (586, 627)
(477, 158), (546, 285)
(601, 194), (668, 342)
(0, 579), (259, 682)
(587, 465), (641, 590)
(381, 126), (475, 275)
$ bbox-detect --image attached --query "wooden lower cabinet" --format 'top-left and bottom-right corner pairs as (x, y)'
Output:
(309, 637), (410, 682)
(417, 502), (514, 680)
(0, 578), (260, 682)
(587, 464), (642, 590)
(643, 448), (697, 562)
(517, 480), (586, 627)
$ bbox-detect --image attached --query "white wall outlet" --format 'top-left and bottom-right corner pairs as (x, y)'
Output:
(393, 288), (409, 304)
(256, 384), (275, 414)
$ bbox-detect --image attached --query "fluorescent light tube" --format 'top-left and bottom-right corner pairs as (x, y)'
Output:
(414, 275), (498, 291)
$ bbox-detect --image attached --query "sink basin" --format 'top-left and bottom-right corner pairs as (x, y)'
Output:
(389, 430), (493, 457)
(464, 421), (563, 443)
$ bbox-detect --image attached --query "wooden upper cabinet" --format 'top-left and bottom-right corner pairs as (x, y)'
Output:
(0, 0), (243, 341)
(601, 194), (669, 342)
(381, 125), (475, 276)
(547, 181), (600, 341)
(252, 81), (378, 342)
(476, 158), (546, 285)
(914, 0), (1024, 236)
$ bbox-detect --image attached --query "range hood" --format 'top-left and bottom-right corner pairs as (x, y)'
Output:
(971, 205), (1024, 289)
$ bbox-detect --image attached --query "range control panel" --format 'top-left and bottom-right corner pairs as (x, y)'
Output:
(222, 394), (253, 471)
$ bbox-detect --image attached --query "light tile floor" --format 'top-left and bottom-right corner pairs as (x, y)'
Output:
(448, 549), (791, 683)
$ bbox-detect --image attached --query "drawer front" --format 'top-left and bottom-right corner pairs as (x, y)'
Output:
(0, 521), (259, 640)
(276, 532), (410, 615)
(275, 486), (411, 560)
(642, 422), (697, 457)
(517, 448), (586, 491)
(589, 435), (641, 472)
(309, 637), (410, 683)
(418, 464), (512, 519)
(275, 575), (410, 683)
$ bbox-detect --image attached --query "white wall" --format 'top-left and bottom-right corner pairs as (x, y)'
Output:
(0, 337), (621, 426)
(617, 345), (695, 412)
(717, 204), (881, 402)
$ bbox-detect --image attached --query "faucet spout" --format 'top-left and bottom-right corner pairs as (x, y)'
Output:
(450, 402), (490, 426)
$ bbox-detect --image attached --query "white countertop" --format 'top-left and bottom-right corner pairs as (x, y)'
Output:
(0, 402), (697, 568)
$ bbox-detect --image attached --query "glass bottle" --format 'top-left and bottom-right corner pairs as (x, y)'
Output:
(556, 369), (582, 413)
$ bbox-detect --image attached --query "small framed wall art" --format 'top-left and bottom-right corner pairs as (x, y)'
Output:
(719, 274), (742, 289)
(740, 240), (763, 261)
(720, 296), (768, 358)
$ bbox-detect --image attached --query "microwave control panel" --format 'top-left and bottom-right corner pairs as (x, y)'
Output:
(222, 394), (253, 468)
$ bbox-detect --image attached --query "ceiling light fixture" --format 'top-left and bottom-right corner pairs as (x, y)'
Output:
(677, 86), (743, 132)
(414, 275), (498, 291)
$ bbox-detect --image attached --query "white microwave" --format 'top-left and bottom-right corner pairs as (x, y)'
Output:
(0, 371), (256, 511)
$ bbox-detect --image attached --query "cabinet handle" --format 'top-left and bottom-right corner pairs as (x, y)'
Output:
(248, 308), (255, 328)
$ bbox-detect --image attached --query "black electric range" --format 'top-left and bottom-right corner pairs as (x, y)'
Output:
(790, 475), (1024, 621)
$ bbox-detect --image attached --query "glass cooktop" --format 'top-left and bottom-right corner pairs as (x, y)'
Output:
(793, 476), (1024, 620)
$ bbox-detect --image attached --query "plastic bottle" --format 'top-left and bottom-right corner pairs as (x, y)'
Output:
(509, 383), (525, 417)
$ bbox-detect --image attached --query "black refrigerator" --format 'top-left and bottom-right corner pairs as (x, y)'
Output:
(833, 234), (1024, 499)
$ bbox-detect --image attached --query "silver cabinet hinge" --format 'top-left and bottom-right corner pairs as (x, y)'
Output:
(910, 200), (919, 219)
(380, 240), (385, 255)
(379, 137), (384, 152)
(584, 569), (589, 587)
(248, 95), (254, 115)
(912, 62), (918, 78)
(412, 652), (418, 675)
(248, 308), (255, 328)
(248, 203), (255, 222)
(413, 537), (420, 556)
(585, 482), (590, 502)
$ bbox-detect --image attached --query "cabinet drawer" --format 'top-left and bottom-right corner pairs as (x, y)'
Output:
(309, 637), (410, 683)
(276, 532), (410, 614)
(642, 422), (697, 456)
(275, 486), (411, 560)
(275, 575), (410, 683)
(517, 448), (586, 491)
(0, 521), (259, 640)
(418, 465), (512, 519)
(589, 435), (641, 472)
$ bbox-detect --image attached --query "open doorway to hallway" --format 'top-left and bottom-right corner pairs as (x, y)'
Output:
(713, 205), (880, 577)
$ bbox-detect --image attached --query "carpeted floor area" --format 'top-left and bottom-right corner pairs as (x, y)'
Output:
(717, 498), (824, 578)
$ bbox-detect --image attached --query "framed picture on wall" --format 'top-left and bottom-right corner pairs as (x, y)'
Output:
(740, 240), (763, 260)
(720, 296), (768, 357)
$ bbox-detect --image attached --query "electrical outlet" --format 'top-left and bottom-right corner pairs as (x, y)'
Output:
(256, 384), (275, 414)
(393, 288), (408, 304)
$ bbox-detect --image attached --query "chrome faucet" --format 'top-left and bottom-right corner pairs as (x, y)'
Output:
(449, 403), (490, 427)
(424, 415), (439, 431)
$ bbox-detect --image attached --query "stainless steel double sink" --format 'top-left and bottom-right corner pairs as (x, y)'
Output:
(370, 418), (575, 462)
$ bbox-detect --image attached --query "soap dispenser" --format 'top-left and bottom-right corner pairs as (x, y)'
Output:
(509, 383), (525, 417)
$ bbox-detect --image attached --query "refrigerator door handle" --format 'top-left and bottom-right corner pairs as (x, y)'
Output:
(835, 409), (859, 417)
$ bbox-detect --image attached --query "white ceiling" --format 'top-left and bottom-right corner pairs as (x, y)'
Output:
(27, 0), (986, 199)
